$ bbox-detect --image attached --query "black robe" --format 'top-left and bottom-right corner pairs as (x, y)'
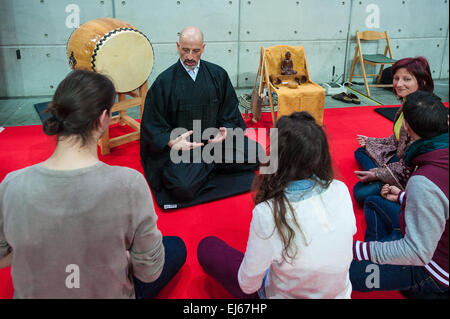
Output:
(140, 60), (257, 208)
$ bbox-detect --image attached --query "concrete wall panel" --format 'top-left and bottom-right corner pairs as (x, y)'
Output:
(115, 0), (239, 43)
(0, 46), (71, 97)
(0, 0), (448, 97)
(350, 0), (449, 39)
(240, 0), (351, 41)
(0, 0), (113, 46)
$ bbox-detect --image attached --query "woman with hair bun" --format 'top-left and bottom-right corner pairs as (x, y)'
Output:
(0, 70), (186, 299)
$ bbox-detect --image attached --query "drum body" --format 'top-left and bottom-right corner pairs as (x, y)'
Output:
(67, 18), (154, 93)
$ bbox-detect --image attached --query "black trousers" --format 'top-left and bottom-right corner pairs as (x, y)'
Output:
(162, 135), (263, 202)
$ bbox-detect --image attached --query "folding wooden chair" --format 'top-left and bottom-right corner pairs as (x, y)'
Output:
(349, 31), (396, 97)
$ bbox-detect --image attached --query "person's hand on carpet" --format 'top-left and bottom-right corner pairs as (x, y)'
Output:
(381, 184), (401, 202)
(354, 170), (377, 183)
(356, 135), (368, 147)
(208, 127), (227, 144)
(168, 130), (204, 150)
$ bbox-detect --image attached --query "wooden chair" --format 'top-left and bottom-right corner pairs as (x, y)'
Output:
(98, 80), (148, 155)
(349, 31), (396, 97)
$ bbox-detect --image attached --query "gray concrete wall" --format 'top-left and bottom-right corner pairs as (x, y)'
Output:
(0, 0), (448, 97)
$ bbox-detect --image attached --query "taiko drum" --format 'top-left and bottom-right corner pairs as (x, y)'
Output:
(67, 18), (154, 93)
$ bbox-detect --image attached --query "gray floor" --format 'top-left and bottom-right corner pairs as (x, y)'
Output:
(0, 80), (448, 127)
(346, 81), (450, 106)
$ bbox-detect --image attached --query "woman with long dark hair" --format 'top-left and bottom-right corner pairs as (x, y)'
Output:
(0, 70), (186, 298)
(197, 112), (356, 299)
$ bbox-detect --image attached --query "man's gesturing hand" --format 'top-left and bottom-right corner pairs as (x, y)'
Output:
(168, 130), (204, 150)
(208, 127), (227, 144)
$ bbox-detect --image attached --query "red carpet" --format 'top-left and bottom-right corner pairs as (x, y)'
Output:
(0, 105), (407, 299)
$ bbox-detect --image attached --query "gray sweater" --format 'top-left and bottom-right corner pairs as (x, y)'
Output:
(353, 148), (449, 287)
(0, 162), (164, 298)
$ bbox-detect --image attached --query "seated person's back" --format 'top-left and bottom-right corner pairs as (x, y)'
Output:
(1, 163), (160, 298)
(0, 70), (167, 298)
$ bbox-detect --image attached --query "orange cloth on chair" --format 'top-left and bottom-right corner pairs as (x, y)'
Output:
(264, 45), (325, 124)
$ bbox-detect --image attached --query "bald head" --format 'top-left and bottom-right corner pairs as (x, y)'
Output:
(177, 26), (206, 70)
(179, 26), (204, 43)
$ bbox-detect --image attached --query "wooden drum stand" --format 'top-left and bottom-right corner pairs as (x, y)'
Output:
(98, 80), (148, 155)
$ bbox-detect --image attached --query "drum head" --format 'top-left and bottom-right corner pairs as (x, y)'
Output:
(93, 29), (154, 92)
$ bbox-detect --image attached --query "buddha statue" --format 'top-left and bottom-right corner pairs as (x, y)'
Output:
(281, 51), (297, 75)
